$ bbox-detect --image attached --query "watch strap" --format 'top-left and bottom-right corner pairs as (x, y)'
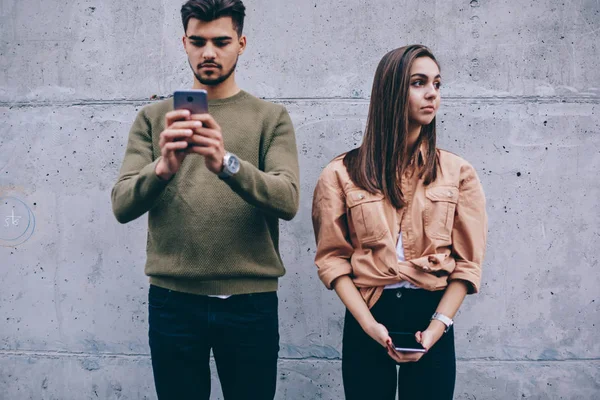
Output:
(431, 312), (453, 333)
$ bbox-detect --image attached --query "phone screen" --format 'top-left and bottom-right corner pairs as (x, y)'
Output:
(389, 332), (426, 353)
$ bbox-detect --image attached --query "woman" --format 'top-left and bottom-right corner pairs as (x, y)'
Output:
(311, 45), (487, 399)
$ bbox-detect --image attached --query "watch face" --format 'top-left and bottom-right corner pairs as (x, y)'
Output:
(228, 155), (240, 173)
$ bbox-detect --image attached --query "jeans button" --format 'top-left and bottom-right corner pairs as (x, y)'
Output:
(396, 290), (402, 299)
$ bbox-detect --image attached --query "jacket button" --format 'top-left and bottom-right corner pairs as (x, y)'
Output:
(396, 291), (402, 299)
(447, 191), (453, 197)
(358, 194), (365, 199)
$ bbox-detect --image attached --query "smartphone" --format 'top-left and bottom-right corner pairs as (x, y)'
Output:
(389, 332), (426, 353)
(173, 89), (208, 114)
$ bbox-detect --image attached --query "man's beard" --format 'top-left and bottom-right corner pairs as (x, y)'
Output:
(190, 57), (238, 86)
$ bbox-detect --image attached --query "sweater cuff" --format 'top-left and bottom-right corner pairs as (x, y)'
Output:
(140, 157), (171, 194)
(219, 158), (250, 186)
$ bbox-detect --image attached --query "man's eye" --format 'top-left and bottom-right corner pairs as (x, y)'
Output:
(191, 41), (205, 47)
(215, 41), (230, 47)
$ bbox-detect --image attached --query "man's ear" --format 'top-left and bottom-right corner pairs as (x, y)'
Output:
(182, 35), (188, 53)
(238, 35), (247, 55)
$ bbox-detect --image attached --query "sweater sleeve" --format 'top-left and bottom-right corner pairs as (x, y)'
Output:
(221, 106), (300, 221)
(111, 109), (169, 224)
(448, 163), (488, 293)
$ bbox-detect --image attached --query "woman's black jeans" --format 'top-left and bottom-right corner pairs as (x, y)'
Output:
(342, 288), (456, 400)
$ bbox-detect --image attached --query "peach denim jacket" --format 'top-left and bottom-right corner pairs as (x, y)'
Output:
(312, 148), (488, 308)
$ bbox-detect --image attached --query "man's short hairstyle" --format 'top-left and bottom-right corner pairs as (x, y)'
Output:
(181, 0), (246, 37)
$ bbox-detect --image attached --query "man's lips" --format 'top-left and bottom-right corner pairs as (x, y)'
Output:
(200, 64), (220, 69)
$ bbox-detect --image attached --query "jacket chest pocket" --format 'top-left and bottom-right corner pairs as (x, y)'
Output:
(424, 185), (459, 241)
(346, 190), (387, 244)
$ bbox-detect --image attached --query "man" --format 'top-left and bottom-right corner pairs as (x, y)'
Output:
(111, 1), (299, 398)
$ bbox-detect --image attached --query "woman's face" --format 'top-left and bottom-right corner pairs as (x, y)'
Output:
(407, 56), (441, 127)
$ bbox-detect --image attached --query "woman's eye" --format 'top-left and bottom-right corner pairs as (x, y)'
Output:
(412, 80), (423, 86)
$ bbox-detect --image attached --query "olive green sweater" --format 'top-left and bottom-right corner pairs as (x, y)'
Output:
(111, 90), (300, 295)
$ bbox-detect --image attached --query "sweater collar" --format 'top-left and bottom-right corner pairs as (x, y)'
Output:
(207, 90), (249, 107)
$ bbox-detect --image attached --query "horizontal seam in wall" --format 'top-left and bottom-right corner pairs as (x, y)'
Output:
(0, 95), (599, 109)
(0, 350), (599, 363)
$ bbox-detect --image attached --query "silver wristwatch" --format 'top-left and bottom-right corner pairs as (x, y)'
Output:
(218, 152), (241, 179)
(431, 312), (453, 333)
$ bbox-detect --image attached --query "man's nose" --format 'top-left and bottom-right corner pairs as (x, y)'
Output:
(202, 44), (216, 59)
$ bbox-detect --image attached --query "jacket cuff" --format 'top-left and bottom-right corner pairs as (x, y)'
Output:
(318, 262), (353, 290)
(448, 265), (481, 294)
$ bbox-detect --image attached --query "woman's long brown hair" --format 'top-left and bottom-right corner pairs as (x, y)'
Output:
(343, 45), (440, 209)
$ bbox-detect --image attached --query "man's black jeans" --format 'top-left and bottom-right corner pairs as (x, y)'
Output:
(342, 288), (456, 400)
(148, 285), (279, 400)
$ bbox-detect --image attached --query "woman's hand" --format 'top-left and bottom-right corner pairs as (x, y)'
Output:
(384, 320), (446, 363)
(362, 320), (392, 348)
(362, 321), (425, 363)
(415, 319), (446, 351)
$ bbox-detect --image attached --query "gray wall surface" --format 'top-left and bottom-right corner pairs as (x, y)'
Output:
(1, 0), (599, 399)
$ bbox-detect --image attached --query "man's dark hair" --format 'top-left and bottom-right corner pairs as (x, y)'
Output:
(181, 0), (246, 37)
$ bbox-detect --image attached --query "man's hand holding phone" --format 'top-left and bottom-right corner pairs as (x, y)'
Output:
(186, 113), (226, 175)
(156, 89), (227, 180)
(155, 109), (199, 181)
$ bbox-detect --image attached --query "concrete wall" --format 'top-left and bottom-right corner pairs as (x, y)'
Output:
(1, 0), (599, 398)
